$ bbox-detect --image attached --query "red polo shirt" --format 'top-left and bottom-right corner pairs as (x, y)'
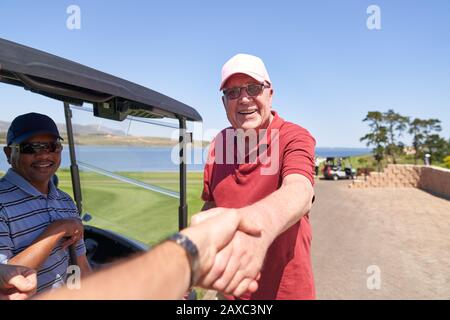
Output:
(202, 111), (316, 300)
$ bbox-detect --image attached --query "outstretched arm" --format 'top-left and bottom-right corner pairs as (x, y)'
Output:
(7, 219), (84, 271)
(38, 210), (260, 300)
(192, 173), (314, 295)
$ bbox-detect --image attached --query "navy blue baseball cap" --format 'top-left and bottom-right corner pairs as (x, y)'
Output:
(7, 113), (63, 146)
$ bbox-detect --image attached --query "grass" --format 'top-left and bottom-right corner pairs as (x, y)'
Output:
(56, 169), (209, 298)
(345, 153), (448, 172)
(56, 169), (205, 246)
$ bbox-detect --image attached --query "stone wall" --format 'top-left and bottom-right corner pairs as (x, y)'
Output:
(419, 166), (450, 200)
(350, 164), (450, 200)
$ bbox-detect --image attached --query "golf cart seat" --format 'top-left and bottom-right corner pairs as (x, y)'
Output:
(83, 225), (148, 269)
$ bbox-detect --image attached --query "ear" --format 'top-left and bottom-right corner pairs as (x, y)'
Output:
(221, 95), (227, 109)
(268, 88), (274, 108)
(3, 146), (12, 164)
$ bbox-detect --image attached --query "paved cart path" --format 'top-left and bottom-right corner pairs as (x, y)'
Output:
(310, 179), (450, 299)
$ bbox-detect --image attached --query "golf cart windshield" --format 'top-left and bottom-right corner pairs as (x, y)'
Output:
(0, 38), (203, 246)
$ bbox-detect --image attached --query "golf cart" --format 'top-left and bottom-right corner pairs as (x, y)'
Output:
(322, 157), (356, 180)
(0, 39), (202, 270)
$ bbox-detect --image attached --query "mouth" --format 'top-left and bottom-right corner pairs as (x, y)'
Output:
(32, 162), (54, 169)
(238, 110), (257, 115)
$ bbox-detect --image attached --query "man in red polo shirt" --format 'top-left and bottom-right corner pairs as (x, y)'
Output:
(191, 53), (316, 299)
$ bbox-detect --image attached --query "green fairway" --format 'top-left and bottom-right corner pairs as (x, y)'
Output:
(56, 169), (205, 245)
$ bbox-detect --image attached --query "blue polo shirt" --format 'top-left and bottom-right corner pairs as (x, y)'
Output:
(0, 169), (86, 293)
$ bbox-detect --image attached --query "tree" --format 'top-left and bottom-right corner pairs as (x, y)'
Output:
(424, 134), (450, 163)
(408, 118), (442, 164)
(383, 109), (409, 164)
(360, 112), (388, 172)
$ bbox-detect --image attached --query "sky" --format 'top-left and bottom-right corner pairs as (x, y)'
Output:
(0, 0), (449, 147)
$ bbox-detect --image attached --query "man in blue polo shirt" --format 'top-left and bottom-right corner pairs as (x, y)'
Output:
(0, 113), (91, 294)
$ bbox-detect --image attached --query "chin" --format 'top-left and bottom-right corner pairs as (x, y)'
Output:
(241, 122), (262, 131)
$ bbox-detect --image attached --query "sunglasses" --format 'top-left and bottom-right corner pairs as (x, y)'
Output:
(11, 141), (63, 154)
(223, 83), (270, 100)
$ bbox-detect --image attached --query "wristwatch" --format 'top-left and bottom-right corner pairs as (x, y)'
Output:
(166, 232), (200, 287)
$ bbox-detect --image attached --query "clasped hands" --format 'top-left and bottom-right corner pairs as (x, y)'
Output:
(188, 207), (270, 297)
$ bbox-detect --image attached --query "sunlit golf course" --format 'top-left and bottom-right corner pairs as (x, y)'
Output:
(56, 169), (204, 246)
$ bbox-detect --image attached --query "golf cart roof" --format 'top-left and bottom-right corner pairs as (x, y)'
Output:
(0, 38), (202, 122)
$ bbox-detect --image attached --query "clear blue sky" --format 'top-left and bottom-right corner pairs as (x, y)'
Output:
(1, 0), (449, 147)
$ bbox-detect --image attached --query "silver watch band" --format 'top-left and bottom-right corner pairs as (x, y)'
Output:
(166, 232), (200, 287)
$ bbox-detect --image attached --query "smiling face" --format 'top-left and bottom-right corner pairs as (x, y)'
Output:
(4, 133), (61, 194)
(222, 73), (274, 131)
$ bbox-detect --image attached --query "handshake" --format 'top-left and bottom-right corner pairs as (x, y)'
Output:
(183, 207), (269, 298)
(0, 207), (269, 300)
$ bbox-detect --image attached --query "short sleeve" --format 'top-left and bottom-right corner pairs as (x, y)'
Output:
(281, 124), (316, 186)
(75, 239), (87, 257)
(0, 209), (14, 264)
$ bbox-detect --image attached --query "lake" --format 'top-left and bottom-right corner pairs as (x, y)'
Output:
(0, 146), (371, 172)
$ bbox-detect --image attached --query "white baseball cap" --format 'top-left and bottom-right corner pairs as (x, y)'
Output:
(220, 53), (271, 90)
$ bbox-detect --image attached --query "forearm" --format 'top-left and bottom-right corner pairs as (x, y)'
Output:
(8, 228), (64, 270)
(39, 241), (191, 300)
(76, 254), (92, 277)
(239, 175), (314, 243)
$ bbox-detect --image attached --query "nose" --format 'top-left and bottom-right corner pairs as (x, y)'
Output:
(33, 148), (53, 158)
(238, 92), (252, 104)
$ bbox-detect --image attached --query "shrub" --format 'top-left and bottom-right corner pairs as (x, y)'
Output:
(444, 155), (450, 169)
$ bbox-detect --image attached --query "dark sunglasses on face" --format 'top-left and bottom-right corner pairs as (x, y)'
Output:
(12, 141), (63, 154)
(223, 83), (270, 100)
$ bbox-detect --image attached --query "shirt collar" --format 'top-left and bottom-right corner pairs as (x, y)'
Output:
(3, 168), (59, 199)
(267, 110), (284, 131)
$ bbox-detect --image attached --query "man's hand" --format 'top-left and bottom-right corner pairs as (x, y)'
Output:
(203, 230), (268, 297)
(0, 264), (37, 300)
(184, 208), (261, 296)
(49, 218), (84, 249)
(189, 208), (267, 297)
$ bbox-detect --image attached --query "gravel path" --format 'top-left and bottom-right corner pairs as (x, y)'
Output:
(310, 179), (450, 299)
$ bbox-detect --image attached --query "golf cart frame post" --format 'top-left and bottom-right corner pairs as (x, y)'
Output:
(0, 38), (202, 260)
(62, 101), (192, 232)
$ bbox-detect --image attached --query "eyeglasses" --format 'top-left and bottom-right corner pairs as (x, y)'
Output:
(11, 141), (63, 154)
(223, 83), (270, 100)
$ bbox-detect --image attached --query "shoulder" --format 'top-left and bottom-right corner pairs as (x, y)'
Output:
(55, 188), (76, 203)
(0, 178), (23, 208)
(207, 126), (234, 154)
(211, 127), (233, 142)
(0, 177), (15, 192)
(279, 121), (316, 145)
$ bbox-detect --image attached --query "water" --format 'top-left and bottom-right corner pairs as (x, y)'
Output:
(0, 146), (371, 172)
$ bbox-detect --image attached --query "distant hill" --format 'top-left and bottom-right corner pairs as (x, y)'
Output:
(58, 123), (126, 137)
(0, 120), (10, 133)
(0, 120), (208, 147)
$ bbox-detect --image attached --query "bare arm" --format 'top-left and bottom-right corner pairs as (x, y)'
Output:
(192, 174), (314, 295)
(239, 174), (314, 243)
(37, 211), (260, 300)
(8, 225), (65, 270)
(41, 241), (191, 300)
(8, 219), (84, 271)
(76, 254), (92, 277)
